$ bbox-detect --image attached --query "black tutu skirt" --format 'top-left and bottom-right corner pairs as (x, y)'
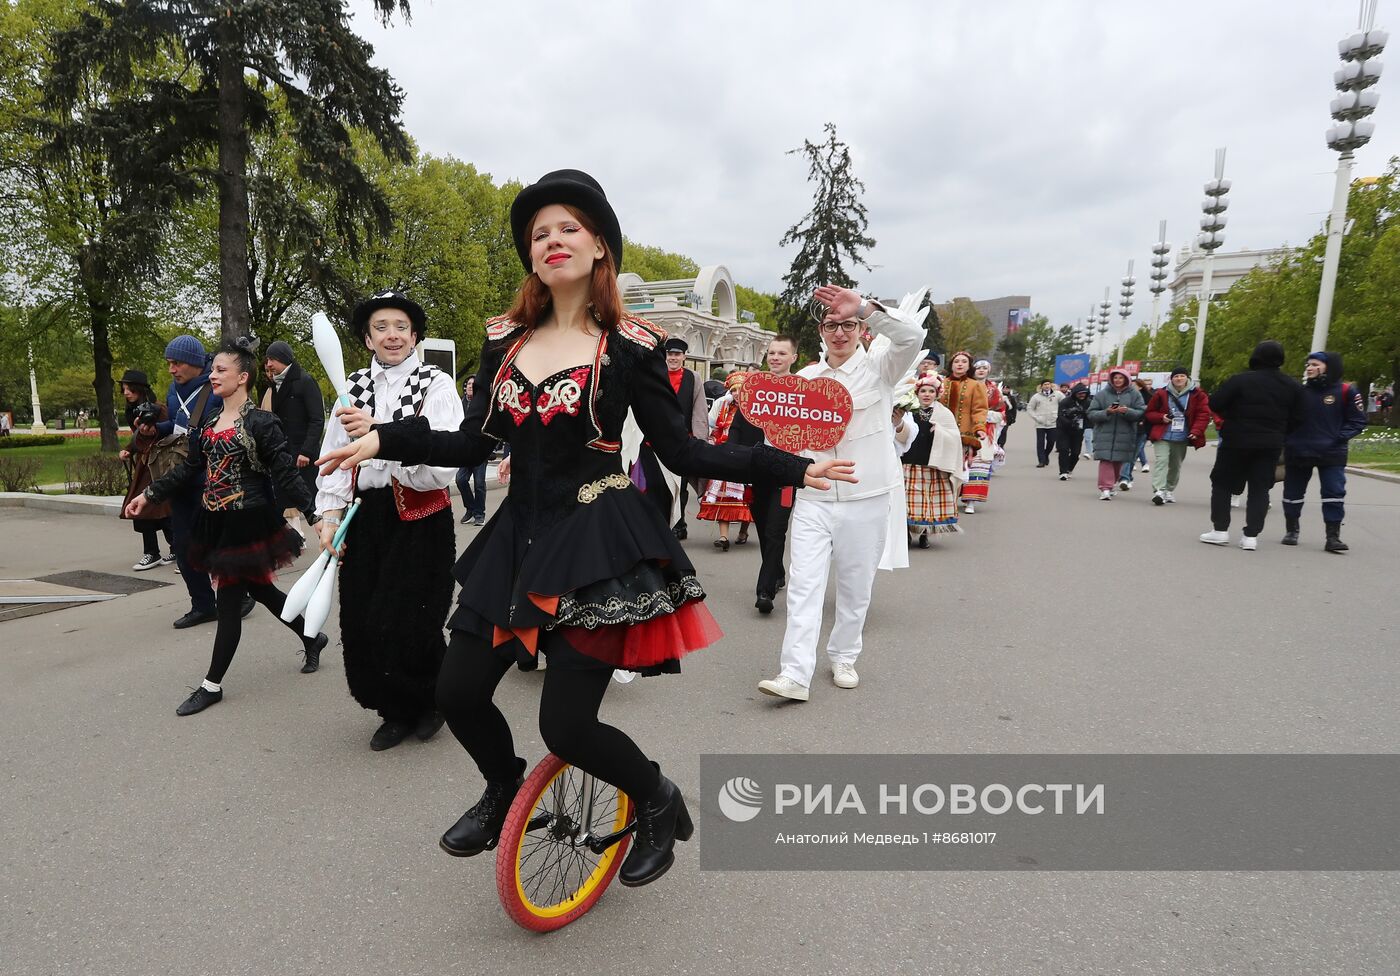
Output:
(449, 483), (722, 676)
(188, 505), (304, 586)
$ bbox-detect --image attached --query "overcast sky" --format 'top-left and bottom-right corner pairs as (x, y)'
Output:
(347, 0), (1396, 334)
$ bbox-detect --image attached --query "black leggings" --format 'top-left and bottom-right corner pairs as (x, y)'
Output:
(436, 631), (660, 800)
(207, 581), (316, 684)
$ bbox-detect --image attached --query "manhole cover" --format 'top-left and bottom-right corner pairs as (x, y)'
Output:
(36, 571), (171, 595)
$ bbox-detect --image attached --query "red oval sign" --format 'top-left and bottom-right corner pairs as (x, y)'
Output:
(736, 373), (853, 453)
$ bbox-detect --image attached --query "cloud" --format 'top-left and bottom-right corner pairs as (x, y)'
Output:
(350, 0), (1396, 334)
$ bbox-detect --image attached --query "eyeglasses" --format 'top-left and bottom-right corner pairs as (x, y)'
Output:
(819, 321), (860, 334)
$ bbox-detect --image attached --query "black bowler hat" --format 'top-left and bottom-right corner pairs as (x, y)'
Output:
(351, 289), (427, 341)
(509, 169), (624, 273)
(662, 337), (688, 354)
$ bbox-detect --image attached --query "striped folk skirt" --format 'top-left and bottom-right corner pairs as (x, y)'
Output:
(697, 478), (754, 523)
(904, 464), (961, 533)
(961, 449), (991, 503)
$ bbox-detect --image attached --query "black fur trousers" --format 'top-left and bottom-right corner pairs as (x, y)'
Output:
(337, 488), (455, 723)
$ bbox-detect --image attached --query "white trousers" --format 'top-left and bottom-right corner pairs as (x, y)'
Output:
(778, 493), (890, 686)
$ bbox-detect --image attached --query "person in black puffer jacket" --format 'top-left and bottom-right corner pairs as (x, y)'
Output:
(1201, 340), (1304, 549)
(1055, 383), (1092, 478)
(1280, 351), (1367, 551)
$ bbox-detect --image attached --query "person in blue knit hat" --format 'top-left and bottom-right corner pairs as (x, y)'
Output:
(152, 334), (247, 627)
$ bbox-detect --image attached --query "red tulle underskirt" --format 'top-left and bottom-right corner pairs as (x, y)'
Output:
(558, 601), (724, 670)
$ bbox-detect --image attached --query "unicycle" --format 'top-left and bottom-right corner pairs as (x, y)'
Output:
(495, 753), (634, 931)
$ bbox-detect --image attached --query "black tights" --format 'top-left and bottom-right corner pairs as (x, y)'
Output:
(208, 581), (316, 684)
(436, 631), (660, 801)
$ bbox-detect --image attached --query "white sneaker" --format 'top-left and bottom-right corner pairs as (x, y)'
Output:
(1118, 480), (1131, 491)
(1239, 536), (1257, 551)
(1141, 464), (1150, 472)
(963, 503), (975, 514)
(1152, 491), (1166, 506)
(1199, 530), (1230, 546)
(1058, 473), (1069, 481)
(612, 669), (636, 684)
(1164, 492), (1176, 504)
(1230, 496), (1241, 509)
(758, 675), (809, 701)
(832, 663), (859, 689)
(132, 553), (160, 571)
(159, 551), (177, 565)
(1099, 490), (1112, 500)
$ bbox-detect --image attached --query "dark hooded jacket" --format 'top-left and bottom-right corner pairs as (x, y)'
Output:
(1207, 341), (1304, 451)
(1057, 384), (1092, 430)
(1284, 351), (1367, 465)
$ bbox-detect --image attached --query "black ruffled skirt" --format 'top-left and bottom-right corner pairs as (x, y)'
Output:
(188, 505), (304, 587)
(450, 483), (722, 676)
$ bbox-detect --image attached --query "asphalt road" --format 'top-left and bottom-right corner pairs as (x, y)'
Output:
(3, 426), (1397, 975)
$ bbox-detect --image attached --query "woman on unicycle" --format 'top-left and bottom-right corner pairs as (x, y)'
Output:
(319, 169), (855, 910)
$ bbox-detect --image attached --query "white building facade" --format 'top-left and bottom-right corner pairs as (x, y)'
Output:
(619, 265), (773, 375)
(1168, 245), (1290, 307)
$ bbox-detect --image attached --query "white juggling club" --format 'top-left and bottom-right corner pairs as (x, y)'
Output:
(280, 498), (360, 624)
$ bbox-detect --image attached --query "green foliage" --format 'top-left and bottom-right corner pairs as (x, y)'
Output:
(0, 455), (42, 491)
(0, 434), (65, 449)
(995, 313), (1067, 386)
(735, 285), (780, 332)
(939, 298), (996, 360)
(778, 123), (876, 358)
(620, 242), (699, 282)
(64, 452), (126, 494)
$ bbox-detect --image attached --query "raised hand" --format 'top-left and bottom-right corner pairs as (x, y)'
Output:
(803, 458), (857, 491)
(318, 429), (381, 475)
(812, 285), (863, 322)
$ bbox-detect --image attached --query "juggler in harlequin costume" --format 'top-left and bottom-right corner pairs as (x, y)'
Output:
(315, 290), (463, 752)
(319, 169), (856, 887)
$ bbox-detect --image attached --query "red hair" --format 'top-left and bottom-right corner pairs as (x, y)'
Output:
(505, 204), (623, 328)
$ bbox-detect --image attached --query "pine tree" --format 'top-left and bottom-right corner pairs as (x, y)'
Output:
(45, 0), (414, 341)
(777, 123), (876, 359)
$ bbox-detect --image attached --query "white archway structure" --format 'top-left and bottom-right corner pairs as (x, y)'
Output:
(617, 263), (771, 374)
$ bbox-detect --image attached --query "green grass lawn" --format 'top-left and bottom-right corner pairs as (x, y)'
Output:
(1349, 428), (1400, 473)
(0, 436), (114, 487)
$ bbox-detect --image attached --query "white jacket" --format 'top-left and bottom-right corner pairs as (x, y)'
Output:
(796, 307), (927, 503)
(1027, 390), (1063, 428)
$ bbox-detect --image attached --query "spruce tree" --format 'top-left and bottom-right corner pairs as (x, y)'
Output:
(778, 123), (876, 359)
(45, 0), (413, 341)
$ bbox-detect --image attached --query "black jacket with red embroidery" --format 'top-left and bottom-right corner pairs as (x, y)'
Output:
(374, 313), (811, 535)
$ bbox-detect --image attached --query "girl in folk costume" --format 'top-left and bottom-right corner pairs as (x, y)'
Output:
(316, 289), (464, 752)
(127, 338), (328, 716)
(975, 359), (1007, 476)
(318, 169), (854, 888)
(938, 351), (990, 514)
(899, 373), (964, 547)
(696, 370), (755, 551)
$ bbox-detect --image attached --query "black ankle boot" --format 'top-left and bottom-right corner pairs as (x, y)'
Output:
(1324, 522), (1349, 553)
(300, 633), (327, 673)
(440, 758), (527, 857)
(619, 765), (694, 887)
(1281, 517), (1300, 546)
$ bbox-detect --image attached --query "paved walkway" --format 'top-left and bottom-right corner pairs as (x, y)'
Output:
(2, 426), (1396, 975)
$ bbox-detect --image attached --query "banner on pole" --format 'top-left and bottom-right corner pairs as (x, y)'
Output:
(1054, 354), (1091, 386)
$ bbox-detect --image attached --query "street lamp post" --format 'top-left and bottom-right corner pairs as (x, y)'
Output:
(1116, 260), (1136, 365)
(28, 343), (45, 435)
(1149, 221), (1171, 338)
(1314, 6), (1387, 351)
(1189, 147), (1230, 381)
(1097, 290), (1111, 370)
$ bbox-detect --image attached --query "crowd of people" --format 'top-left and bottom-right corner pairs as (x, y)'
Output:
(103, 165), (1377, 912)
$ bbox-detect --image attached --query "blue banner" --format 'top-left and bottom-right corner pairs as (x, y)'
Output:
(1054, 354), (1091, 386)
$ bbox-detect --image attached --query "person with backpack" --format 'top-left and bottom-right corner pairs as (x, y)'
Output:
(1280, 351), (1367, 552)
(152, 335), (224, 628)
(1200, 340), (1304, 550)
(1142, 366), (1211, 505)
